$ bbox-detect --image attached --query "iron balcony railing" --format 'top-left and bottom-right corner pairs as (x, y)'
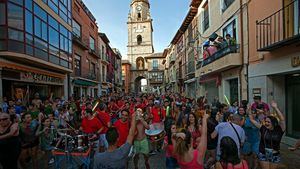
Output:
(256, 0), (300, 51)
(202, 44), (240, 66)
(72, 27), (89, 49)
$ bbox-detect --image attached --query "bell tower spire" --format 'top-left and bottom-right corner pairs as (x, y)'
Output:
(127, 0), (154, 70)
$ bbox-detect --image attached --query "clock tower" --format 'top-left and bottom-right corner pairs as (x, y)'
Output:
(127, 0), (154, 70)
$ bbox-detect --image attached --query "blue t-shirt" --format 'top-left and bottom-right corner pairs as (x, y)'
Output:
(243, 117), (260, 143)
(15, 105), (23, 115)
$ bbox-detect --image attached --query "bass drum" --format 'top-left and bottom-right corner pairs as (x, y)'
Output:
(145, 122), (165, 142)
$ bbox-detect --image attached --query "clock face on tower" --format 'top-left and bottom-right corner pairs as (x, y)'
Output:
(136, 5), (142, 11)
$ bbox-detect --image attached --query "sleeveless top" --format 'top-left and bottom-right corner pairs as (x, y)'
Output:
(0, 124), (20, 153)
(221, 160), (249, 169)
(178, 150), (204, 169)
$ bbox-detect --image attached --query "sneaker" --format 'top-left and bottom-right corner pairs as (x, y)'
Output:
(48, 158), (55, 165)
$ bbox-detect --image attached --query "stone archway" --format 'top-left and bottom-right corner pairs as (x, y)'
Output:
(134, 76), (147, 94)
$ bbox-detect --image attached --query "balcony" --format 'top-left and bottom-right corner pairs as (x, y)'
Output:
(101, 54), (109, 64)
(256, 0), (300, 51)
(86, 71), (96, 80)
(169, 54), (176, 65)
(72, 30), (89, 50)
(200, 45), (242, 75)
(88, 47), (100, 58)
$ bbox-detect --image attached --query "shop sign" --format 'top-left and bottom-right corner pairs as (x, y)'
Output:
(252, 88), (261, 96)
(21, 72), (63, 84)
(291, 56), (300, 67)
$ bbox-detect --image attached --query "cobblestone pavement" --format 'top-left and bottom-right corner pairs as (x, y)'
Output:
(1, 143), (299, 169)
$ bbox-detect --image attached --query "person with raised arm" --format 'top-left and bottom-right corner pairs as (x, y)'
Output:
(173, 110), (209, 169)
(249, 101), (285, 169)
(93, 110), (137, 169)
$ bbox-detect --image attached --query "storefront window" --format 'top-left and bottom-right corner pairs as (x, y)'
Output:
(8, 2), (24, 30)
(0, 3), (5, 25)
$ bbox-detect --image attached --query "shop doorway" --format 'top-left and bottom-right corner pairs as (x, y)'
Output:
(286, 74), (300, 138)
(229, 78), (239, 104)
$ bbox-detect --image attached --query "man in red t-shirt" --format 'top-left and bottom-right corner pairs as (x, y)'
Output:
(114, 110), (129, 147)
(151, 100), (166, 123)
(96, 103), (111, 152)
(80, 109), (103, 135)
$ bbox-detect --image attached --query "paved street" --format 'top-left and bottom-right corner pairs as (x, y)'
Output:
(0, 143), (299, 169)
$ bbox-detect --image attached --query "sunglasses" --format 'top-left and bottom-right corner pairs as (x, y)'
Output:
(0, 118), (9, 122)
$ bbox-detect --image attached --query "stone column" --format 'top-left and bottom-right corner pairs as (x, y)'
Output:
(80, 86), (83, 97)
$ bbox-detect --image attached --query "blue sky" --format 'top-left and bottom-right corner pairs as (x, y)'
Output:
(82, 0), (190, 59)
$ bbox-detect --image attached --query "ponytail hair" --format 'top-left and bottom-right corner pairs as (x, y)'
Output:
(174, 131), (192, 158)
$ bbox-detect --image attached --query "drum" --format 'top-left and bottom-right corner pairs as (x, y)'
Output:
(145, 123), (166, 142)
(73, 135), (89, 151)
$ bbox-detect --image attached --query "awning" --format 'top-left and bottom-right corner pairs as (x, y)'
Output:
(74, 79), (97, 86)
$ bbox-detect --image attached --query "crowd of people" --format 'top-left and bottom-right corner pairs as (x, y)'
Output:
(0, 92), (298, 169)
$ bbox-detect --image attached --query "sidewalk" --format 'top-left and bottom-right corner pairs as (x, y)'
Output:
(279, 143), (300, 169)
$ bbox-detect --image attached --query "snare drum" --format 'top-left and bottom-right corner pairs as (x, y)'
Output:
(73, 135), (89, 151)
(145, 123), (166, 142)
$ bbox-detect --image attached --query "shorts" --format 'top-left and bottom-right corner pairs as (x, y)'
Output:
(166, 157), (179, 169)
(134, 137), (149, 155)
(242, 141), (259, 155)
(258, 152), (281, 163)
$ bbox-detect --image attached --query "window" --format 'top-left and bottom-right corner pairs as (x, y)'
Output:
(34, 3), (47, 21)
(91, 62), (96, 74)
(49, 16), (59, 30)
(49, 27), (59, 48)
(72, 20), (81, 38)
(34, 17), (48, 41)
(0, 3), (6, 25)
(89, 36), (95, 50)
(137, 13), (141, 19)
(223, 0), (235, 12)
(75, 54), (81, 76)
(102, 46), (105, 59)
(25, 0), (32, 11)
(137, 35), (142, 45)
(25, 10), (33, 34)
(223, 20), (236, 40)
(8, 28), (24, 42)
(9, 0), (23, 6)
(202, 3), (209, 32)
(153, 59), (158, 69)
(8, 2), (24, 29)
(48, 0), (59, 14)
